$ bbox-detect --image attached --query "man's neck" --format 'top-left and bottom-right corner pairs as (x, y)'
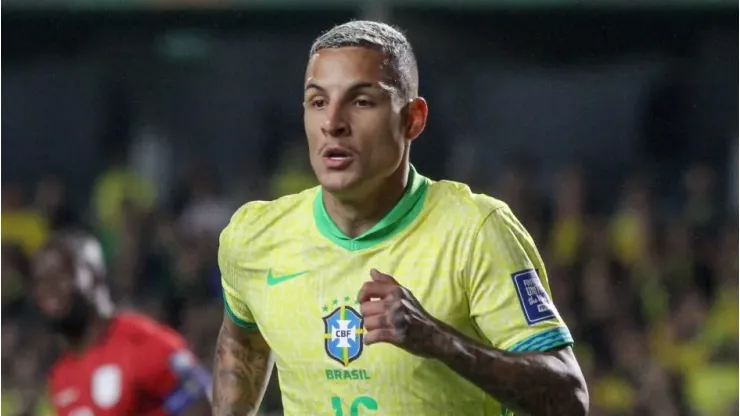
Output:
(65, 314), (111, 354)
(323, 164), (409, 238)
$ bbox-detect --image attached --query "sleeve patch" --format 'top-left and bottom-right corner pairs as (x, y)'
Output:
(512, 269), (557, 325)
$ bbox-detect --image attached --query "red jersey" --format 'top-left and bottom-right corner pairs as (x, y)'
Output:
(49, 312), (210, 416)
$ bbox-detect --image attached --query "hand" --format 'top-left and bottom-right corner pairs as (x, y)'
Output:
(357, 269), (439, 358)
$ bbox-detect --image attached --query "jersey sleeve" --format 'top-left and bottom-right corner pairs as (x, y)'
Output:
(219, 204), (258, 330)
(466, 206), (573, 352)
(136, 323), (212, 415)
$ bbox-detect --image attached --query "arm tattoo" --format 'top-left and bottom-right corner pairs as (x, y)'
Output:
(424, 322), (588, 416)
(212, 319), (273, 416)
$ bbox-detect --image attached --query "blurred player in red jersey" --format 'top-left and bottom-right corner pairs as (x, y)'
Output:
(30, 230), (212, 416)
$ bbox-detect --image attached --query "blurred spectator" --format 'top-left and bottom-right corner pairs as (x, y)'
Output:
(548, 164), (587, 267)
(610, 174), (653, 269)
(2, 244), (32, 319)
(91, 148), (157, 262)
(494, 153), (548, 243)
(1, 183), (49, 257)
(177, 169), (233, 240)
(270, 142), (318, 198)
(129, 124), (175, 209)
(33, 173), (78, 230)
(682, 163), (718, 229)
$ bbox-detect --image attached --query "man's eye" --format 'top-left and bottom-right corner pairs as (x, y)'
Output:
(311, 99), (327, 109)
(355, 99), (373, 108)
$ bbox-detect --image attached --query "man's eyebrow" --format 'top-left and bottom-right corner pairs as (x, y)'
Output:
(304, 82), (377, 93)
(304, 82), (325, 92)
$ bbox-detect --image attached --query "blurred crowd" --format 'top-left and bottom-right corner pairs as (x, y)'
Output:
(1, 146), (737, 416)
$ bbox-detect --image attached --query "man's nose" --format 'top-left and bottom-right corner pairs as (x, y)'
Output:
(322, 104), (351, 137)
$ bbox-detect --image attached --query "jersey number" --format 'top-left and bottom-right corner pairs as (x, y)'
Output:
(331, 395), (378, 415)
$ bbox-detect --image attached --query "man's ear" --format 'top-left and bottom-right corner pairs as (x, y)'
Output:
(404, 97), (428, 142)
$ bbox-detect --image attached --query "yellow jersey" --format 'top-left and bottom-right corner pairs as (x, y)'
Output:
(219, 167), (573, 416)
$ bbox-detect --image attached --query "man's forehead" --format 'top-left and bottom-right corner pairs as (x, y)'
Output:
(34, 246), (71, 271)
(305, 47), (392, 84)
(304, 78), (395, 94)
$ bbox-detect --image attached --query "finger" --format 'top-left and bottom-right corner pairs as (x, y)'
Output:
(364, 328), (397, 345)
(370, 269), (399, 285)
(362, 314), (386, 331)
(357, 280), (399, 303)
(359, 300), (386, 317)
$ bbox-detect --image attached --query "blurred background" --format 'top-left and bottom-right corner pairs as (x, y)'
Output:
(1, 0), (738, 415)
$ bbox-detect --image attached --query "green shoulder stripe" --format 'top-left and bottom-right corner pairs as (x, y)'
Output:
(509, 327), (573, 353)
(223, 297), (258, 330)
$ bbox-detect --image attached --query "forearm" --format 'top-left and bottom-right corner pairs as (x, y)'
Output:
(212, 320), (273, 416)
(428, 323), (588, 416)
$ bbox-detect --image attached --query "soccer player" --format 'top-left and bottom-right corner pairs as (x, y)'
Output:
(214, 20), (589, 416)
(30, 230), (212, 416)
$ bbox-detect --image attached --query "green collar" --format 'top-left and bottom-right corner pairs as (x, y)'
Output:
(313, 166), (429, 251)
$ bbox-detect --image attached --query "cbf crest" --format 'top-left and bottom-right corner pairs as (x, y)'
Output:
(322, 302), (365, 366)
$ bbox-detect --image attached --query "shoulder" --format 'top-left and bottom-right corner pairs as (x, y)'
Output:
(220, 186), (319, 245)
(112, 312), (185, 350)
(49, 354), (73, 387)
(426, 178), (511, 227)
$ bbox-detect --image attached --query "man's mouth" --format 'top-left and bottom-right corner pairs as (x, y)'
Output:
(322, 147), (354, 169)
(325, 150), (350, 160)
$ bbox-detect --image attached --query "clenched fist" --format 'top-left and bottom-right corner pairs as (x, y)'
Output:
(357, 269), (441, 358)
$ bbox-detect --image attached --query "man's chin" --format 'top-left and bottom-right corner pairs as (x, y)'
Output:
(47, 315), (87, 337)
(318, 171), (362, 196)
(44, 295), (95, 338)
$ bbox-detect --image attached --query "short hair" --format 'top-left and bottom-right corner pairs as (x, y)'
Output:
(309, 20), (419, 101)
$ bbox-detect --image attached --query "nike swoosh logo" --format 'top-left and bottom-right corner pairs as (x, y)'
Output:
(266, 269), (308, 286)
